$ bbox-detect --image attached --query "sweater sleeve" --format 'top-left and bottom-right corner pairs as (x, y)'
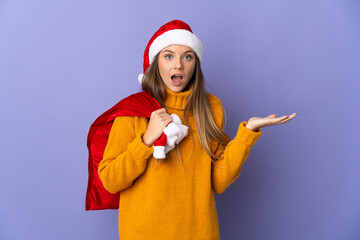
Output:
(98, 116), (154, 194)
(209, 95), (262, 194)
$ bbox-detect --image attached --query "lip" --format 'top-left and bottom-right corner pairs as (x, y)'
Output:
(171, 73), (183, 78)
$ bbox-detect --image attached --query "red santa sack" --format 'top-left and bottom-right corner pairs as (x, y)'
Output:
(86, 91), (162, 210)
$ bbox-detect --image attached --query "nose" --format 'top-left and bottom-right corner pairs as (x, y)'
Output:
(174, 57), (183, 70)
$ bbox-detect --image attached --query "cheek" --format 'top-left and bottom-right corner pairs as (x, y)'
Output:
(158, 62), (167, 77)
(158, 61), (170, 75)
(188, 64), (196, 77)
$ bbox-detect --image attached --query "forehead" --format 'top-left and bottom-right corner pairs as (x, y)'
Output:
(161, 44), (194, 53)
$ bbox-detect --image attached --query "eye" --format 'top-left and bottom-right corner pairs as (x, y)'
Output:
(184, 55), (192, 60)
(165, 54), (173, 60)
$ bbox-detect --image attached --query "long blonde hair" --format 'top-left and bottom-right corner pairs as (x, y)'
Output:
(141, 53), (230, 167)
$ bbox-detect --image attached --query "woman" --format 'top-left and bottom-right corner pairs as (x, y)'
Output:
(98, 19), (296, 240)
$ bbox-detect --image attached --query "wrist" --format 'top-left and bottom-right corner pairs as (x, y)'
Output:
(245, 123), (259, 132)
(142, 132), (154, 147)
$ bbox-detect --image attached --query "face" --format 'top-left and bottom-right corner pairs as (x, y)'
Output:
(158, 44), (196, 93)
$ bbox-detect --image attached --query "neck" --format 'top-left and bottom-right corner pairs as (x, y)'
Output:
(164, 85), (193, 110)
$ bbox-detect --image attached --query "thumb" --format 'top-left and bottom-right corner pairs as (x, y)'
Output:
(266, 114), (277, 119)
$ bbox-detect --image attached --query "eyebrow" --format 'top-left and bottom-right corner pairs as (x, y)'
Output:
(162, 50), (195, 54)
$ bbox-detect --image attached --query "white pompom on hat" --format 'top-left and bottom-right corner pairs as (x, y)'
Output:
(138, 20), (203, 84)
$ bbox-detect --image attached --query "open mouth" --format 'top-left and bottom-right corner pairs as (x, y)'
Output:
(171, 74), (183, 86)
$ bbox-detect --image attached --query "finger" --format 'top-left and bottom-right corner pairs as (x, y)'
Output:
(284, 113), (296, 120)
(271, 116), (289, 125)
(159, 112), (172, 119)
(270, 113), (296, 125)
(278, 116), (296, 124)
(271, 115), (287, 121)
(151, 110), (159, 117)
(163, 117), (173, 126)
(277, 118), (290, 124)
(159, 113), (172, 122)
(281, 113), (296, 119)
(153, 108), (166, 114)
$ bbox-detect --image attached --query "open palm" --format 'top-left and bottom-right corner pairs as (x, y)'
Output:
(246, 113), (297, 131)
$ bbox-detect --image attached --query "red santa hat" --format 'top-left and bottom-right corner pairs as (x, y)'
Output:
(138, 19), (204, 83)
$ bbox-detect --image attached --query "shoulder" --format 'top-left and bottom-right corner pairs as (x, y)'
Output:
(207, 93), (223, 113)
(110, 116), (135, 138)
(207, 93), (222, 107)
(112, 115), (135, 126)
(111, 116), (148, 138)
(206, 93), (224, 127)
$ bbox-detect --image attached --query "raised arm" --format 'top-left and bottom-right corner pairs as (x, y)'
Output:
(211, 121), (262, 194)
(209, 95), (297, 194)
(208, 94), (262, 194)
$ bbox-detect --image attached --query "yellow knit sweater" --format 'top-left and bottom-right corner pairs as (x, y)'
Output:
(98, 87), (262, 240)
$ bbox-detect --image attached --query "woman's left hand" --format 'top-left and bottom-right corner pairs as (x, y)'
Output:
(245, 113), (297, 132)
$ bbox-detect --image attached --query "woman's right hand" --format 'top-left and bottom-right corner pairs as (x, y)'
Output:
(142, 108), (172, 147)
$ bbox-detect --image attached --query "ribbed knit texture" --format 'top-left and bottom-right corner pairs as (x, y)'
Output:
(98, 87), (262, 239)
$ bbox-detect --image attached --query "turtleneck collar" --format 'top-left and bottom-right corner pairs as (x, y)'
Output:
(164, 85), (193, 110)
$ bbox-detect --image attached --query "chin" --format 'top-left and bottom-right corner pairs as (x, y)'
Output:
(168, 87), (183, 93)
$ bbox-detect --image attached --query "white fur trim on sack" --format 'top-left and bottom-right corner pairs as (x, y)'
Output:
(164, 114), (189, 154)
(153, 146), (166, 159)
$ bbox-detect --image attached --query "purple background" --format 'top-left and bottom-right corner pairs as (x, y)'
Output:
(1, 0), (359, 239)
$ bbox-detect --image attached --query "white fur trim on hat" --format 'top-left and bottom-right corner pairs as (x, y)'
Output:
(148, 29), (203, 66)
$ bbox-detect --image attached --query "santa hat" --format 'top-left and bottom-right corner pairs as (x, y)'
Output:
(138, 20), (203, 83)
